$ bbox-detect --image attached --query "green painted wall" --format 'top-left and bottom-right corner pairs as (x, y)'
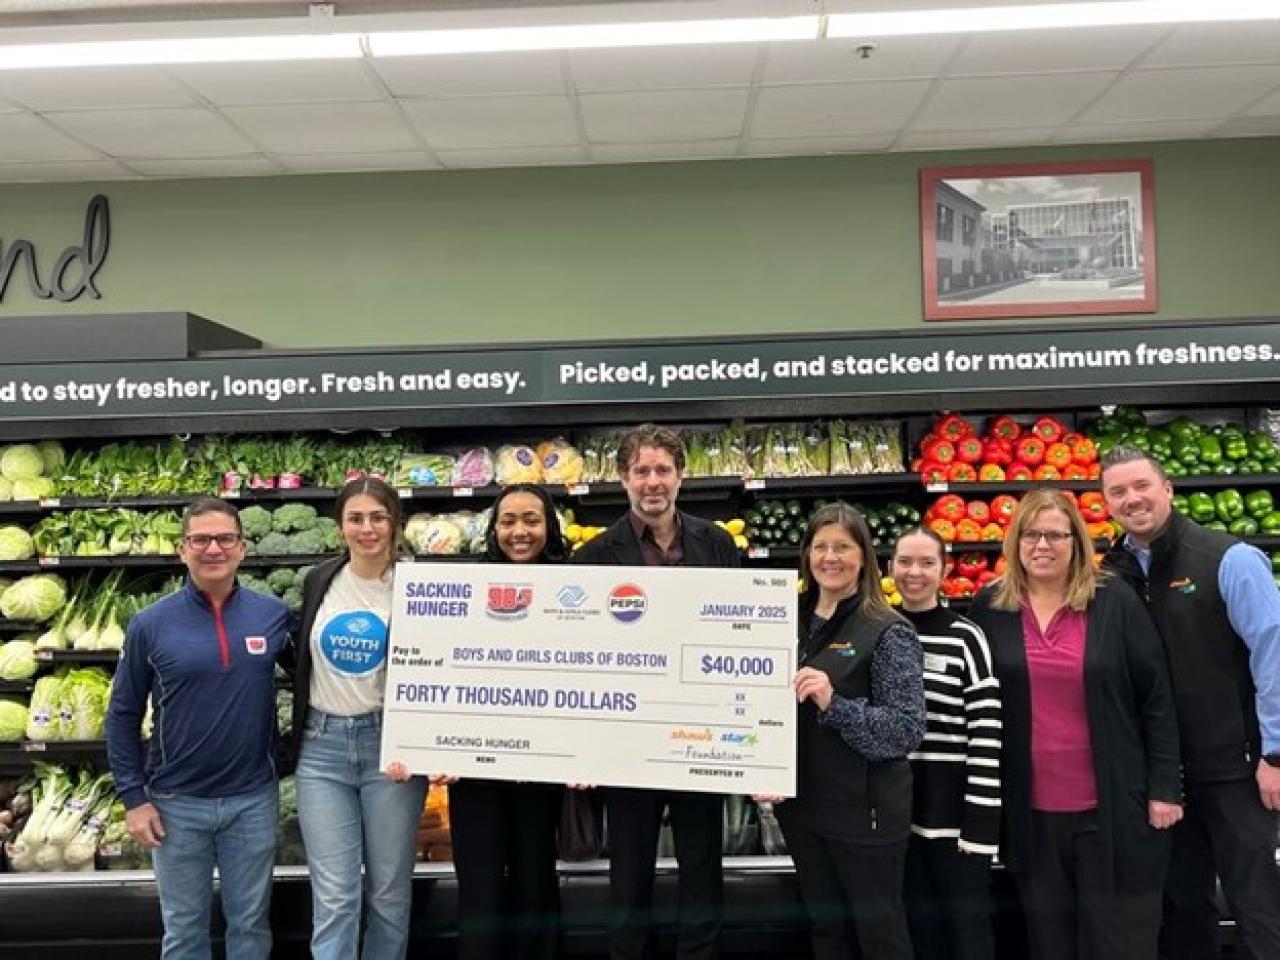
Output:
(1, 137), (1277, 349)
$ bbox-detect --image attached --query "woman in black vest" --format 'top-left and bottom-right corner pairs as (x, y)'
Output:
(763, 502), (926, 960)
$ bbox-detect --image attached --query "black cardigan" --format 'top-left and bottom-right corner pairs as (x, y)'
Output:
(283, 555), (348, 768)
(968, 578), (1181, 894)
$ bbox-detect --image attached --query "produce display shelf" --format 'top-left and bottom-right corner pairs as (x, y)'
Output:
(931, 473), (1280, 496)
(33, 650), (119, 664)
(0, 680), (34, 694)
(0, 740), (108, 758)
(0, 621), (42, 633)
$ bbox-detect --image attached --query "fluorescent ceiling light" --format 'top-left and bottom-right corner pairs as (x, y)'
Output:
(828, 0), (1280, 38)
(367, 17), (819, 56)
(0, 34), (363, 70)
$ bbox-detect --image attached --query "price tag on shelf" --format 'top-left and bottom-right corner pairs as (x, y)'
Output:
(22, 741), (46, 752)
(39, 498), (61, 508)
(454, 487), (475, 498)
(223, 490), (241, 500)
(925, 483), (949, 493)
(397, 488), (414, 499)
(943, 543), (954, 553)
(747, 546), (771, 559)
(38, 556), (61, 567)
(34, 650), (52, 662)
(567, 484), (590, 496)
(744, 479), (767, 491)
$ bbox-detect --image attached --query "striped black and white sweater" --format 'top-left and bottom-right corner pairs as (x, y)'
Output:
(902, 604), (1002, 857)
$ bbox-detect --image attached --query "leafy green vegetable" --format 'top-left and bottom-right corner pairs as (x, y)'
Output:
(272, 503), (318, 533)
(0, 640), (37, 680)
(0, 698), (26, 741)
(239, 505), (273, 541)
(0, 525), (34, 561)
(287, 529), (327, 556)
(256, 532), (291, 557)
(0, 444), (45, 482)
(1, 574), (68, 623)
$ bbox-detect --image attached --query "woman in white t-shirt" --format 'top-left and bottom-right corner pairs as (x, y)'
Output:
(292, 476), (428, 960)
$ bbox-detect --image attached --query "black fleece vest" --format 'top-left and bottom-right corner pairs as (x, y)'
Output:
(1108, 512), (1259, 783)
(793, 599), (913, 841)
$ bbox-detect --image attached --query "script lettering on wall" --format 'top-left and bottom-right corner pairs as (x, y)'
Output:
(0, 194), (110, 303)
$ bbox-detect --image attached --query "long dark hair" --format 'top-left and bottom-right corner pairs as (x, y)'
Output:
(334, 475), (406, 571)
(798, 501), (900, 623)
(484, 484), (570, 564)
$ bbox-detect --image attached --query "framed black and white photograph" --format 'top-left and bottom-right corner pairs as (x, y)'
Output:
(921, 159), (1157, 322)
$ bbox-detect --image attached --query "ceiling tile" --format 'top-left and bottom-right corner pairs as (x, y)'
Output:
(222, 101), (420, 154)
(761, 36), (960, 85)
(373, 52), (566, 98)
(1246, 86), (1280, 117)
(1051, 119), (1216, 144)
(434, 145), (587, 169)
(401, 96), (579, 150)
(590, 140), (739, 163)
(894, 127), (1057, 151)
(570, 44), (759, 93)
(125, 155), (283, 178)
(276, 151), (440, 173)
(581, 89), (750, 144)
(47, 107), (255, 159)
(0, 114), (102, 162)
(751, 80), (931, 138)
(1144, 21), (1280, 67)
(1212, 116), (1280, 139)
(0, 160), (136, 183)
(0, 65), (194, 111)
(169, 60), (383, 106)
(949, 25), (1165, 76)
(1081, 65), (1280, 122)
(913, 73), (1116, 130)
(744, 131), (896, 156)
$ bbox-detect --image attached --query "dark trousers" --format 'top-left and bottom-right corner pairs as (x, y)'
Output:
(904, 834), (995, 960)
(1015, 810), (1161, 960)
(1162, 778), (1280, 960)
(449, 779), (563, 960)
(777, 808), (912, 960)
(605, 787), (724, 960)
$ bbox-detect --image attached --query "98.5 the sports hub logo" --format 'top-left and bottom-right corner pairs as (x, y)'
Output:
(608, 583), (647, 623)
(487, 583), (533, 620)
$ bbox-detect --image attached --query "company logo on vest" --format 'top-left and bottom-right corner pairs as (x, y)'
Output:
(1, 194), (110, 303)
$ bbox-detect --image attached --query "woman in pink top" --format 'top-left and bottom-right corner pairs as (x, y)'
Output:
(968, 489), (1182, 960)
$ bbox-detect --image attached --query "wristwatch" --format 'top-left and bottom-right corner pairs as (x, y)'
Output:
(1263, 754), (1280, 768)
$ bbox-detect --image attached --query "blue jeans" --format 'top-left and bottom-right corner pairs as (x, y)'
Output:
(296, 708), (428, 960)
(149, 782), (278, 960)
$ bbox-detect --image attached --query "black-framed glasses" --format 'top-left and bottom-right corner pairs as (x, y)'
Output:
(183, 533), (242, 551)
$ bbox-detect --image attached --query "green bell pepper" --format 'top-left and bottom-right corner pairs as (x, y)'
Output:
(1204, 521), (1229, 532)
(1171, 437), (1201, 465)
(1270, 551), (1280, 574)
(1246, 490), (1274, 520)
(1094, 436), (1118, 458)
(1261, 511), (1280, 536)
(1165, 461), (1188, 478)
(1129, 433), (1152, 452)
(1172, 494), (1190, 516)
(1223, 436), (1250, 462)
(1188, 492), (1217, 524)
(1241, 459), (1264, 475)
(1221, 425), (1245, 441)
(1248, 432), (1278, 463)
(1166, 416), (1201, 441)
(1198, 436), (1223, 465)
(1228, 518), (1259, 537)
(1214, 489), (1245, 523)
(1215, 462), (1238, 476)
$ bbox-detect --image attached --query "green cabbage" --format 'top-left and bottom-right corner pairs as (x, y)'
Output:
(60, 668), (110, 740)
(1, 574), (68, 622)
(0, 445), (45, 482)
(26, 673), (64, 741)
(0, 477), (11, 501)
(35, 441), (65, 476)
(0, 640), (37, 680)
(0, 526), (34, 561)
(0, 698), (26, 741)
(11, 477), (55, 501)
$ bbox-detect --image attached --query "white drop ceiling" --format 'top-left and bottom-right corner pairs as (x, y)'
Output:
(0, 2), (1276, 182)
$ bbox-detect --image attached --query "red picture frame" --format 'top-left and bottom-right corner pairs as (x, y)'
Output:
(920, 159), (1157, 322)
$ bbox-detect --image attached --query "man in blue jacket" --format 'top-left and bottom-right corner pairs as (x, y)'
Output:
(106, 497), (291, 960)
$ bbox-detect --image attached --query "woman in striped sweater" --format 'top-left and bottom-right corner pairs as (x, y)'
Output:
(891, 528), (1002, 960)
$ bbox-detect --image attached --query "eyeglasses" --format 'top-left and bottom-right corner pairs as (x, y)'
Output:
(810, 542), (859, 556)
(1019, 530), (1073, 546)
(344, 512), (392, 527)
(183, 533), (242, 551)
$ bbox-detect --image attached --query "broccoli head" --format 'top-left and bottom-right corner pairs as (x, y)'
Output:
(256, 531), (292, 557)
(316, 517), (342, 552)
(238, 505), (274, 541)
(287, 529), (328, 556)
(282, 585), (304, 613)
(265, 568), (297, 596)
(238, 573), (273, 596)
(272, 503), (319, 534)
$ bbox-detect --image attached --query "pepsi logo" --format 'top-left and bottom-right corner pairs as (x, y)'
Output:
(608, 583), (647, 623)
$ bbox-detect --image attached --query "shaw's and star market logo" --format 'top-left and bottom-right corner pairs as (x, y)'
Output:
(608, 583), (647, 623)
(487, 583), (533, 620)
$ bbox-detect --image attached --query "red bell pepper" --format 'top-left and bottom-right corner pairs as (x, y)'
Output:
(955, 436), (984, 464)
(991, 495), (1019, 525)
(933, 494), (967, 523)
(1071, 437), (1098, 465)
(920, 461), (950, 485)
(966, 500), (991, 524)
(1078, 492), (1109, 522)
(1061, 464), (1090, 481)
(954, 552), (988, 579)
(1044, 442), (1073, 470)
(945, 575), (977, 598)
(988, 415), (1022, 442)
(935, 413), (974, 441)
(948, 462), (978, 483)
(1033, 416), (1067, 443)
(923, 438), (956, 464)
(978, 463), (1006, 483)
(981, 438), (1013, 466)
(1007, 464), (1034, 482)
(976, 570), (999, 589)
(1087, 463), (1102, 480)
(1014, 436), (1045, 466)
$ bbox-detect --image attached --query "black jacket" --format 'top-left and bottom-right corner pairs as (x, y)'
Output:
(283, 555), (348, 768)
(571, 510), (740, 569)
(968, 578), (1180, 894)
(1104, 511), (1260, 783)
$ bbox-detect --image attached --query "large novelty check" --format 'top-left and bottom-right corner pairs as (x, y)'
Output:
(380, 562), (797, 796)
